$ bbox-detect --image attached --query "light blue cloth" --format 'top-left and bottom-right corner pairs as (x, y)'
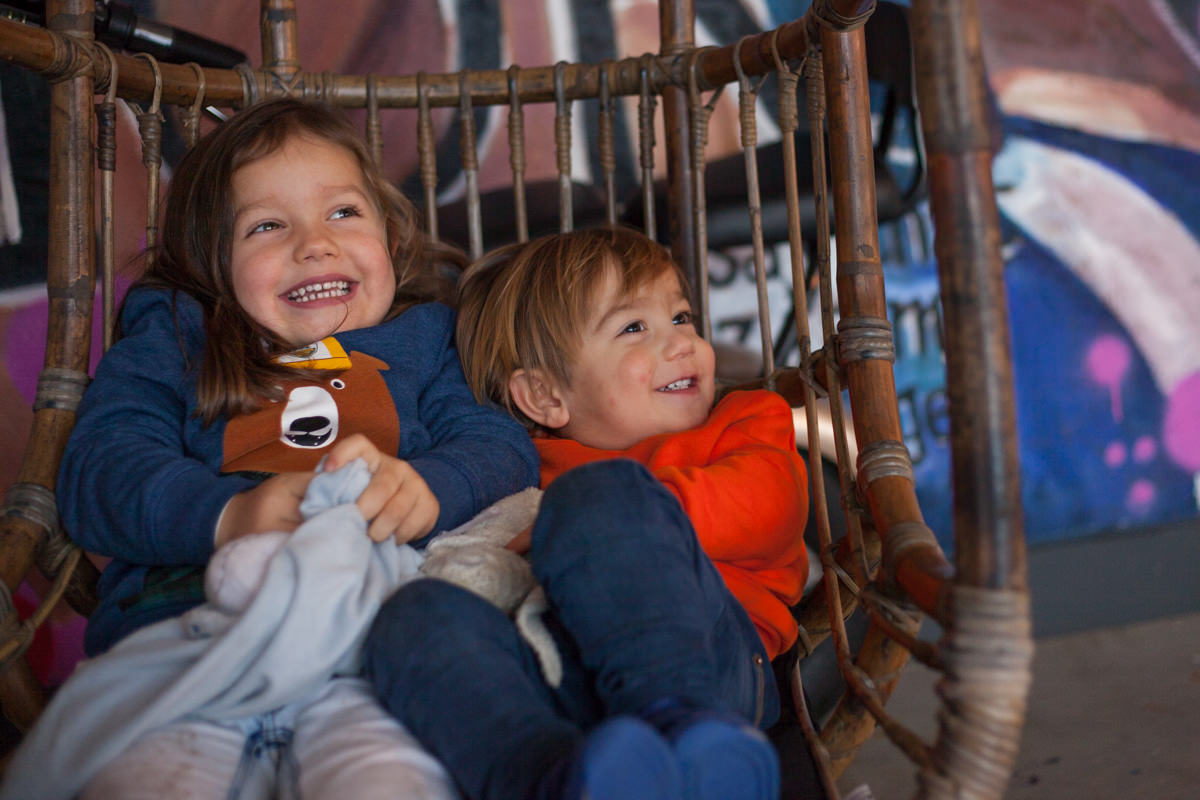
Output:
(1, 459), (425, 800)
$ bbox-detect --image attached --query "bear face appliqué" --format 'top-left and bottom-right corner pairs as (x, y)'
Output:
(221, 350), (398, 474)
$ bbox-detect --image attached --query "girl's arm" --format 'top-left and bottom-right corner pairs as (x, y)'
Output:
(57, 290), (259, 566)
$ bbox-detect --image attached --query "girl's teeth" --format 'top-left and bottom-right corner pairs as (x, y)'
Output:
(288, 281), (351, 302)
(660, 379), (692, 392)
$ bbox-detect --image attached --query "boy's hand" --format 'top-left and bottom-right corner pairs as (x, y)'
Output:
(217, 471), (312, 548)
(323, 434), (440, 544)
(505, 525), (533, 555)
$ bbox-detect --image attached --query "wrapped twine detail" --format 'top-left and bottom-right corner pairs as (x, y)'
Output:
(857, 439), (914, 487)
(2, 482), (58, 537)
(136, 107), (162, 170)
(810, 0), (874, 32)
(637, 58), (657, 172)
(882, 520), (939, 581)
(94, 45), (120, 170)
(33, 367), (89, 412)
(552, 62), (571, 182)
(837, 316), (895, 364)
(922, 585), (1034, 800)
(43, 30), (91, 83)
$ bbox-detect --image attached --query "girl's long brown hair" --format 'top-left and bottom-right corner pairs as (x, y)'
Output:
(127, 98), (464, 424)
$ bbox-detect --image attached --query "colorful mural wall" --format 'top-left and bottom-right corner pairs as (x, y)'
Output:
(0, 0), (1198, 680)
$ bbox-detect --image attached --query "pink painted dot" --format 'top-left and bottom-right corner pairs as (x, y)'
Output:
(1163, 371), (1200, 472)
(1085, 335), (1132, 422)
(1126, 479), (1156, 512)
(1104, 441), (1127, 468)
(1132, 436), (1157, 464)
(1085, 335), (1131, 386)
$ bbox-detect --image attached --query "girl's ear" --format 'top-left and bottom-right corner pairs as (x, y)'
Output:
(509, 368), (570, 430)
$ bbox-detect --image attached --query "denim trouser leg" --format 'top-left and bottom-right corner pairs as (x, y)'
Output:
(531, 460), (778, 727)
(365, 459), (779, 800)
(365, 579), (582, 800)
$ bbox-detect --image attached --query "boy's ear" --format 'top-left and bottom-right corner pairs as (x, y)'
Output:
(509, 368), (570, 430)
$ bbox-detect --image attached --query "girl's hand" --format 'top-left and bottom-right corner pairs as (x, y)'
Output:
(323, 434), (440, 544)
(216, 471), (313, 548)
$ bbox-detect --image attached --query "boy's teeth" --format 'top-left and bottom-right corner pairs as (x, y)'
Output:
(287, 280), (351, 303)
(659, 378), (692, 392)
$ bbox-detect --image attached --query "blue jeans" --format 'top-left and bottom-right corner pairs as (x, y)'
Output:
(365, 459), (778, 800)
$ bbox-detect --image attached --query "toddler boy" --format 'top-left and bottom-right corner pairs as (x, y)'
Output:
(365, 226), (810, 800)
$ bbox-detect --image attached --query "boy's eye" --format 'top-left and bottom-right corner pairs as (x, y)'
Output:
(672, 310), (694, 326)
(331, 205), (361, 220)
(620, 320), (647, 335)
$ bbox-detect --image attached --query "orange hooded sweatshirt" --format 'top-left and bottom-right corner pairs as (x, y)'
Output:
(534, 389), (809, 660)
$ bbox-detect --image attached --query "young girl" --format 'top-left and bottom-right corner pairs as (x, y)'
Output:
(47, 98), (539, 798)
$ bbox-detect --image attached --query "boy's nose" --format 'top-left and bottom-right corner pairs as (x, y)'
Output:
(663, 327), (696, 359)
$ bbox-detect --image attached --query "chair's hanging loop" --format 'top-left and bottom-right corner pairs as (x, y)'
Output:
(637, 54), (658, 241)
(506, 65), (529, 242)
(131, 53), (164, 256)
(94, 43), (119, 352)
(181, 62), (207, 149)
(732, 37), (776, 381)
(597, 62), (618, 226)
(685, 48), (722, 341)
(416, 73), (439, 243)
(365, 73), (382, 166)
(459, 69), (483, 259)
(553, 61), (573, 233)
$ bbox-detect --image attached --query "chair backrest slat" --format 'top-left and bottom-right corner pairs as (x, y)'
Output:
(553, 62), (574, 234)
(506, 66), (530, 243)
(458, 71), (483, 259)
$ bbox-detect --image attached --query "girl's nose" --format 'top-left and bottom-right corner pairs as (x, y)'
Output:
(296, 226), (338, 261)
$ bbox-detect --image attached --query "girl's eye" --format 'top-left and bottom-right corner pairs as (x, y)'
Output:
(248, 220), (281, 235)
(620, 320), (647, 335)
(673, 310), (694, 326)
(331, 206), (361, 220)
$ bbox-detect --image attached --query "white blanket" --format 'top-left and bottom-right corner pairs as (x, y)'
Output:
(0, 461), (419, 799)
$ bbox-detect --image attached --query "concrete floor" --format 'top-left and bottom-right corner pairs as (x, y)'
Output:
(837, 612), (1200, 799)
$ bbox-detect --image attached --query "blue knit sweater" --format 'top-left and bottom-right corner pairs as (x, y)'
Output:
(58, 288), (539, 655)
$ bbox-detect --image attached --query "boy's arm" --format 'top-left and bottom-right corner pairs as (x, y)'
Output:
(406, 306), (541, 537)
(648, 392), (809, 568)
(58, 291), (258, 566)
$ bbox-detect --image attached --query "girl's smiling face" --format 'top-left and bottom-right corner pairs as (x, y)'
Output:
(229, 134), (395, 347)
(553, 265), (716, 450)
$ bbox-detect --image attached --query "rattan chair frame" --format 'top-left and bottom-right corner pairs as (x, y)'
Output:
(0, 1), (1031, 797)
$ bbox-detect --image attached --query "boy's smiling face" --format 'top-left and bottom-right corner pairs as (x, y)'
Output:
(552, 264), (716, 450)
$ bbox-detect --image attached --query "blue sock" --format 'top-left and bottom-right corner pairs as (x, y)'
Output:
(535, 716), (684, 800)
(641, 698), (781, 800)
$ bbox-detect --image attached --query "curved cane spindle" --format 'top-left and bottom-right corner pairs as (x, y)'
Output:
(685, 48), (722, 341)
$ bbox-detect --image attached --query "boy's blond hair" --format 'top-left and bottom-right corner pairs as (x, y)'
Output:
(456, 226), (689, 430)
